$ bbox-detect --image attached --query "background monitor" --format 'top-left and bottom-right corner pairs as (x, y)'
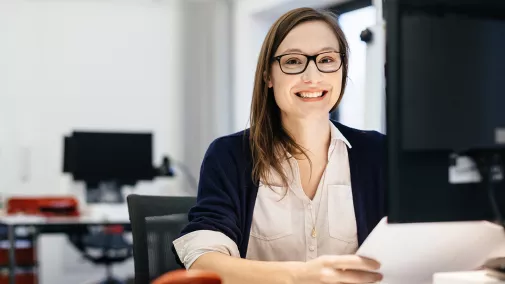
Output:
(63, 131), (155, 203)
(385, 0), (505, 223)
(70, 131), (154, 185)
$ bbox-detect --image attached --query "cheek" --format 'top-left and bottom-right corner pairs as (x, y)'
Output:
(272, 73), (296, 105)
(329, 73), (343, 100)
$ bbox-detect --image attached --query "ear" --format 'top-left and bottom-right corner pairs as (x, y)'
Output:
(263, 71), (273, 88)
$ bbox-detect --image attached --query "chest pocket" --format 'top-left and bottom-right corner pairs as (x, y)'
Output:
(327, 184), (357, 242)
(250, 185), (293, 241)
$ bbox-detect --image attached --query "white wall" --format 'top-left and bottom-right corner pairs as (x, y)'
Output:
(181, 0), (233, 178)
(0, 1), (184, 282)
(0, 0), (233, 283)
(232, 0), (382, 132)
(0, 0), (187, 197)
(338, 6), (377, 130)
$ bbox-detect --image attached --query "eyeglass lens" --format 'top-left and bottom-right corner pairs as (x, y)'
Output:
(279, 52), (342, 74)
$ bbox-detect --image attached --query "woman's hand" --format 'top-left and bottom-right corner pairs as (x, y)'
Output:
(292, 255), (383, 284)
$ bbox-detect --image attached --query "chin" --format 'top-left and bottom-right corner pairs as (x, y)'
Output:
(292, 109), (333, 120)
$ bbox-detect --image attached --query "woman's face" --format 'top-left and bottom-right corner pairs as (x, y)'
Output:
(269, 20), (343, 120)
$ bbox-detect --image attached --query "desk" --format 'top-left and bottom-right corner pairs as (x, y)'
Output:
(433, 271), (505, 284)
(0, 214), (131, 284)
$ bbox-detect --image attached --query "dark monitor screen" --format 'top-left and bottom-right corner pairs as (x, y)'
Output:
(386, 0), (505, 223)
(400, 10), (505, 151)
(69, 131), (154, 184)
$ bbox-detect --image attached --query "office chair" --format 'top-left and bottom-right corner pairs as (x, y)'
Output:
(126, 194), (196, 284)
(68, 225), (133, 284)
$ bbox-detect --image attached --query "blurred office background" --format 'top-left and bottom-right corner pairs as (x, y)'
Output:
(0, 0), (381, 283)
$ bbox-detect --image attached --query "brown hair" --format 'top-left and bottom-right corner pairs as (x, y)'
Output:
(249, 7), (349, 187)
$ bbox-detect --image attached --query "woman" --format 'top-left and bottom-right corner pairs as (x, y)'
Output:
(172, 7), (385, 284)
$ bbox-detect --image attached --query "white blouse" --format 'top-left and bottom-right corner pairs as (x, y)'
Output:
(173, 122), (357, 268)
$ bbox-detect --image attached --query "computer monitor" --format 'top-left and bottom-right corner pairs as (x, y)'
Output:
(63, 131), (155, 203)
(72, 131), (153, 183)
(385, 0), (505, 223)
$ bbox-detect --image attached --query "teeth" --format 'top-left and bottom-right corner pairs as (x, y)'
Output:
(298, 91), (324, 98)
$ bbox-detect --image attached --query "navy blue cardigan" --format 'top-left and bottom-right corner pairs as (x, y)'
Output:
(173, 120), (386, 266)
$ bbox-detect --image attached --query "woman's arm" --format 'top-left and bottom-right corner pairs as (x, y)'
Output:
(191, 252), (382, 284)
(172, 135), (245, 268)
(191, 252), (298, 284)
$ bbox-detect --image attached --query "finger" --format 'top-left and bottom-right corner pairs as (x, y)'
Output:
(322, 255), (381, 271)
(335, 269), (383, 284)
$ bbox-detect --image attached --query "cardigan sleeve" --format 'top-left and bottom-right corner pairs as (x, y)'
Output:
(172, 230), (240, 269)
(172, 136), (243, 267)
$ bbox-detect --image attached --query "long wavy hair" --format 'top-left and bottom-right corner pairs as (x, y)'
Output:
(249, 7), (349, 187)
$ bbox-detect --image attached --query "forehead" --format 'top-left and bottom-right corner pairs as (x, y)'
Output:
(276, 20), (340, 54)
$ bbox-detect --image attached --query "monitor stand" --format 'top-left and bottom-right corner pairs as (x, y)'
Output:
(86, 181), (124, 204)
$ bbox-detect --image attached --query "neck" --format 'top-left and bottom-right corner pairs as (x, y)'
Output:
(281, 114), (331, 159)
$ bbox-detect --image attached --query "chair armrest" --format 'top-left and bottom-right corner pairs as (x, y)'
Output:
(152, 269), (221, 284)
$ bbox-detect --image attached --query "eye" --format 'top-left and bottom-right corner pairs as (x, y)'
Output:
(284, 58), (303, 65)
(319, 57), (335, 64)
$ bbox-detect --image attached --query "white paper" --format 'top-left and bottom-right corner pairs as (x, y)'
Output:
(356, 217), (505, 284)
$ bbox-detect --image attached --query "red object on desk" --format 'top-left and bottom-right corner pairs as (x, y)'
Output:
(6, 197), (80, 217)
(152, 270), (221, 284)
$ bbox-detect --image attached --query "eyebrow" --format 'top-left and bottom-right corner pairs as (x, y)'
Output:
(278, 46), (339, 55)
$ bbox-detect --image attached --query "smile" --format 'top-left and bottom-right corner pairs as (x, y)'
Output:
(295, 90), (328, 98)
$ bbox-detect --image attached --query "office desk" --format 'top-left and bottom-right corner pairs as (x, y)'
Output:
(433, 271), (505, 284)
(0, 214), (131, 284)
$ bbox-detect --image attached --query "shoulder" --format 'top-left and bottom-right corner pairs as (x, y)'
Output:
(331, 120), (385, 167)
(206, 129), (250, 154)
(330, 120), (385, 150)
(204, 129), (251, 164)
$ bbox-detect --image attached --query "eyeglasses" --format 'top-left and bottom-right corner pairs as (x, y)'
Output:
(272, 51), (345, 75)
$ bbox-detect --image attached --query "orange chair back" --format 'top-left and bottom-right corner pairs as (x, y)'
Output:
(152, 269), (221, 284)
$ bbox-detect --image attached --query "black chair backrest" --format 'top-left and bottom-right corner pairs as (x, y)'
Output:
(127, 194), (196, 284)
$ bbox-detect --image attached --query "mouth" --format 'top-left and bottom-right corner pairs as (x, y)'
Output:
(295, 90), (328, 99)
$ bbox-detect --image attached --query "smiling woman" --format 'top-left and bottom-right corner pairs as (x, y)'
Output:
(171, 7), (386, 284)
(251, 17), (349, 192)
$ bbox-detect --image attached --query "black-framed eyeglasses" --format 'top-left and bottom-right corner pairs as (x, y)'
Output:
(272, 51), (345, 75)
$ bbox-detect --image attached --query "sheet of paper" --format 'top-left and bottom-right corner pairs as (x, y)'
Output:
(356, 217), (505, 284)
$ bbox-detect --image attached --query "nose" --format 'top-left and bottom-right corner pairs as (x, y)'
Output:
(301, 60), (323, 84)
